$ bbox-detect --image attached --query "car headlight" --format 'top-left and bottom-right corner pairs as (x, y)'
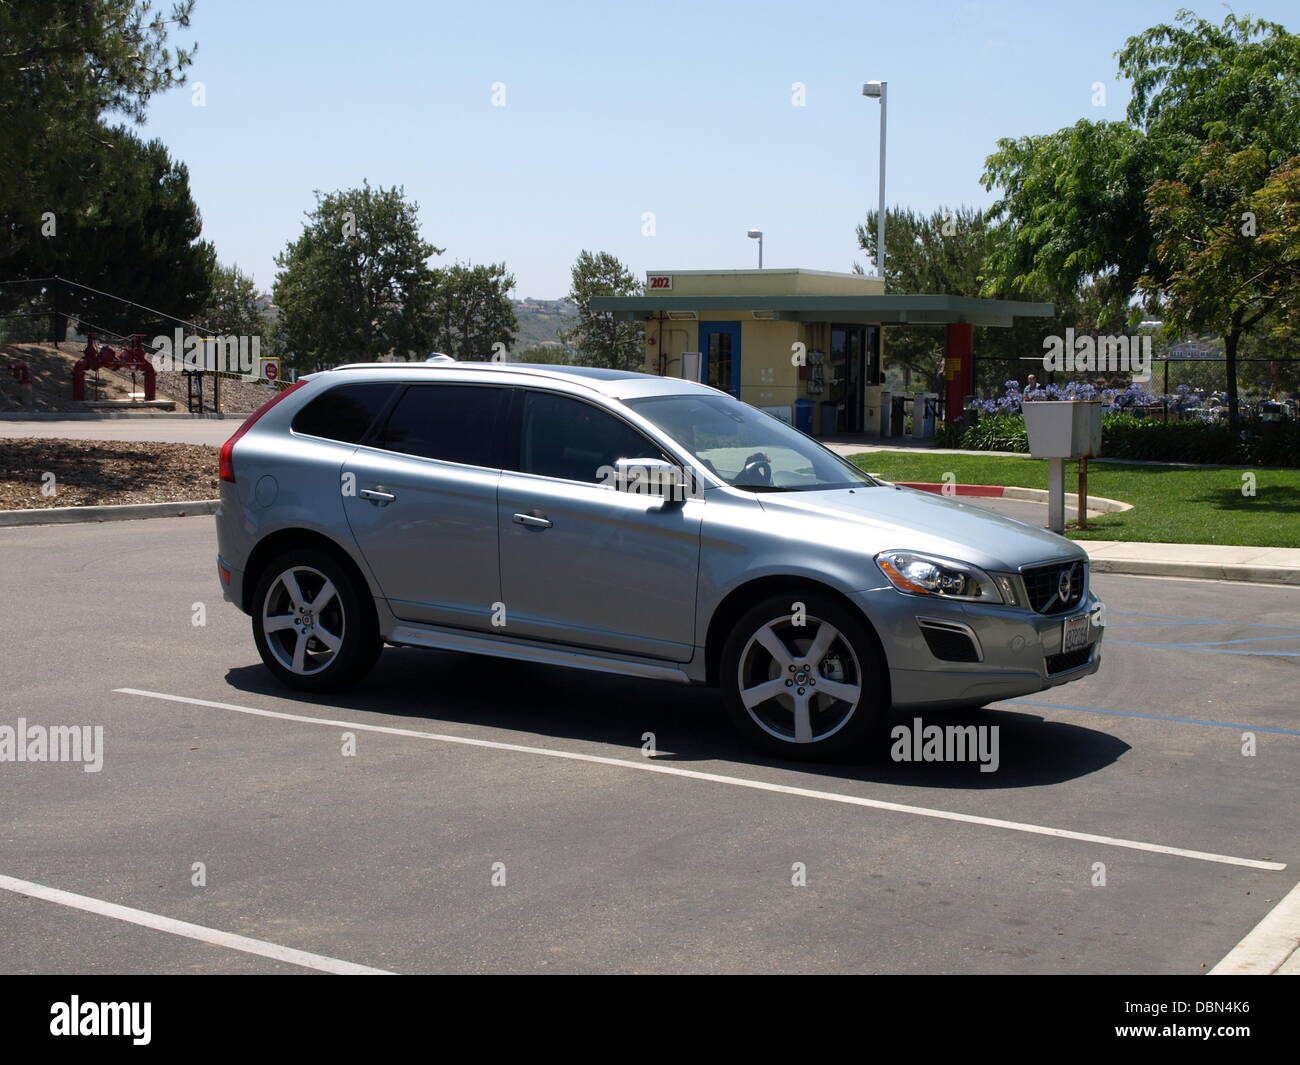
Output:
(875, 550), (1003, 603)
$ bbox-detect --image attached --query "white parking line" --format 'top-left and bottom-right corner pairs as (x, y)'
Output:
(115, 687), (1287, 872)
(0, 873), (392, 975)
(1209, 879), (1300, 975)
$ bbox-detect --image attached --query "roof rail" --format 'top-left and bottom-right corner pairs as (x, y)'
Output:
(324, 360), (612, 393)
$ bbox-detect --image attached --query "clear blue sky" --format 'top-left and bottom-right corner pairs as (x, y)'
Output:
(139, 0), (1296, 300)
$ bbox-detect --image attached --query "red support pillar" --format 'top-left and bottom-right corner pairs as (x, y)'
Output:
(943, 322), (973, 424)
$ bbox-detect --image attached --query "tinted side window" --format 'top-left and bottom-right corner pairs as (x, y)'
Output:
(375, 384), (506, 467)
(292, 382), (396, 443)
(518, 391), (662, 483)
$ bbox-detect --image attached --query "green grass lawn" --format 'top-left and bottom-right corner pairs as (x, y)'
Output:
(846, 451), (1300, 547)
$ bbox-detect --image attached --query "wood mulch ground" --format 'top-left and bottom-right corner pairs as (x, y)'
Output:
(0, 438), (220, 509)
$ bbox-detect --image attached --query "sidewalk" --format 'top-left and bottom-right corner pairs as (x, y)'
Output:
(1083, 540), (1300, 586)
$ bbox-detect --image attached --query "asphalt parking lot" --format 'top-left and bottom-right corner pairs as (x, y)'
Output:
(1, 515), (1296, 974)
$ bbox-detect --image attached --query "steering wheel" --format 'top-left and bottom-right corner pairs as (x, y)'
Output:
(735, 451), (773, 487)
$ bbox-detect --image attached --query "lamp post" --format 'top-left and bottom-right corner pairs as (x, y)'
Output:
(861, 80), (887, 282)
(746, 228), (763, 268)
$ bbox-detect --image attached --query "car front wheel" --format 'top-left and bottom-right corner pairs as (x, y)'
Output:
(721, 592), (886, 759)
(251, 549), (381, 692)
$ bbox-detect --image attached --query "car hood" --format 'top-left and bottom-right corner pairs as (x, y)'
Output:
(753, 484), (1086, 573)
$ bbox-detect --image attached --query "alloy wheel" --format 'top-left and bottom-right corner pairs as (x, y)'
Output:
(261, 565), (346, 676)
(736, 613), (863, 744)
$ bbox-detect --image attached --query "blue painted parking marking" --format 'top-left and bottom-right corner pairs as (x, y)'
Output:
(1093, 609), (1300, 657)
(1006, 699), (1300, 737)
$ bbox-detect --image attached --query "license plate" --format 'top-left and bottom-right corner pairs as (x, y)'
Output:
(1061, 612), (1093, 654)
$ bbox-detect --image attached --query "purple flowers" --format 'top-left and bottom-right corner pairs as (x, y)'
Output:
(969, 380), (1195, 417)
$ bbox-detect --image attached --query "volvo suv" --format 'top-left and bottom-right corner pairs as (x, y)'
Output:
(214, 361), (1103, 758)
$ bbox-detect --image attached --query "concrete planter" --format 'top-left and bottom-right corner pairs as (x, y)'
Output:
(1022, 399), (1103, 458)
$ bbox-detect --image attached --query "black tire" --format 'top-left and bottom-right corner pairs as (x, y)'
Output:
(251, 548), (382, 692)
(720, 591), (887, 760)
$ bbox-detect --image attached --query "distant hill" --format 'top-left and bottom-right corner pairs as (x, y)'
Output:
(511, 298), (577, 353)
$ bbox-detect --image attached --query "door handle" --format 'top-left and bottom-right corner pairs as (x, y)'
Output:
(360, 487), (396, 505)
(512, 512), (552, 529)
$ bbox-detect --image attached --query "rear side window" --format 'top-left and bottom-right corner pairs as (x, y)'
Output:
(516, 391), (663, 483)
(375, 384), (507, 467)
(292, 382), (396, 443)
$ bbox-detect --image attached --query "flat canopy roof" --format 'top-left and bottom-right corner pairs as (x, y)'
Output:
(589, 293), (1055, 328)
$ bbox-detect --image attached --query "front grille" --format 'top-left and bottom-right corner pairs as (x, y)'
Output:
(1045, 647), (1093, 675)
(1021, 560), (1087, 615)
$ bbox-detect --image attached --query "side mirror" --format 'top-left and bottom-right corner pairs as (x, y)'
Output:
(613, 457), (686, 504)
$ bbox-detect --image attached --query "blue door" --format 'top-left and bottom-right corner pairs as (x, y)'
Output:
(699, 321), (741, 398)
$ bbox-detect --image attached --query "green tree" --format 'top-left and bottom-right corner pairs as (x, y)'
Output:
(202, 262), (270, 342)
(855, 205), (1075, 391)
(0, 0), (196, 264)
(563, 250), (643, 370)
(1118, 11), (1300, 162)
(981, 11), (1300, 422)
(981, 120), (1158, 329)
(1144, 147), (1300, 421)
(430, 261), (518, 361)
(5, 128), (215, 341)
(272, 183), (443, 373)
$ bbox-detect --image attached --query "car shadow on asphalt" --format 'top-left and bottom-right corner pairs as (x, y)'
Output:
(223, 647), (1130, 792)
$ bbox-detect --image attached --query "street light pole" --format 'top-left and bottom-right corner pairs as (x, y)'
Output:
(862, 80), (888, 282)
(747, 228), (763, 268)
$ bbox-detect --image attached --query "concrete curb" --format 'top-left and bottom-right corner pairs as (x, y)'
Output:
(1210, 879), (1300, 975)
(1002, 485), (1132, 514)
(0, 499), (219, 527)
(1085, 555), (1300, 587)
(893, 481), (1132, 514)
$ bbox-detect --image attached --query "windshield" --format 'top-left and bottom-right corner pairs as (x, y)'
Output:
(624, 392), (879, 492)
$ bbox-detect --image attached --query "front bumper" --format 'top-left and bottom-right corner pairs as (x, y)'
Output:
(852, 586), (1105, 711)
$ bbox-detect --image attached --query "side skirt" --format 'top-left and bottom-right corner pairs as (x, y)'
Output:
(386, 623), (695, 684)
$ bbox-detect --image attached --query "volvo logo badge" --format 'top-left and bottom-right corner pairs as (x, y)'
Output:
(1058, 564), (1077, 603)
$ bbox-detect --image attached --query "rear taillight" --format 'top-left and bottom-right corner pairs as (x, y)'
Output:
(219, 380), (307, 482)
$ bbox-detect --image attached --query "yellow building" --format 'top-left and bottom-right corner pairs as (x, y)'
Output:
(590, 268), (1053, 437)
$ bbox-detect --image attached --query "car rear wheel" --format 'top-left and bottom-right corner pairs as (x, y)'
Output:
(721, 592), (886, 759)
(251, 549), (381, 692)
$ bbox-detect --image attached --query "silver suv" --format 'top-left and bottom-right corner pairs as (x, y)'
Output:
(215, 361), (1102, 759)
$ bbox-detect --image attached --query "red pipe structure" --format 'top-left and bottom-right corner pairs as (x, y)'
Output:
(72, 334), (156, 402)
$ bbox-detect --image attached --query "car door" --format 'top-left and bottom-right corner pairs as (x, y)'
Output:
(342, 382), (509, 631)
(496, 389), (703, 662)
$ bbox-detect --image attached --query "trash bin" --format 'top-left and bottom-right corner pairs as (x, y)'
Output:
(819, 401), (838, 436)
(793, 398), (815, 434)
(890, 394), (907, 438)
